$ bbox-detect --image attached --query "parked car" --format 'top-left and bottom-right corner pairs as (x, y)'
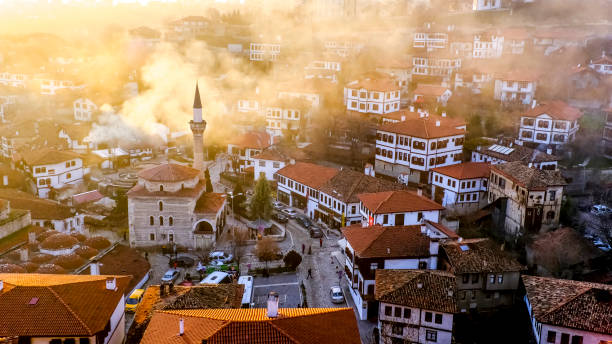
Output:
(330, 286), (344, 304)
(161, 269), (180, 283)
(125, 289), (145, 312)
(169, 256), (195, 268)
(281, 208), (297, 219)
(272, 212), (289, 223)
(593, 239), (612, 252)
(296, 215), (312, 228)
(273, 201), (284, 210)
(200, 271), (232, 285)
(309, 226), (323, 238)
(209, 251), (233, 263)
(591, 204), (611, 215)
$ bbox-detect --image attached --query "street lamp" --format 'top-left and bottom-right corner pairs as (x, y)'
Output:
(228, 191), (243, 226)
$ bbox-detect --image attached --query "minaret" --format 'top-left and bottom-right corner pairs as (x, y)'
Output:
(190, 83), (206, 171)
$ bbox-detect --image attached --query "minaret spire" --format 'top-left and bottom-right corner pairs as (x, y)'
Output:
(190, 82), (206, 171)
(193, 82), (202, 109)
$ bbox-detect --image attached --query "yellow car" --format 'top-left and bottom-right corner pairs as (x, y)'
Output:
(125, 289), (145, 312)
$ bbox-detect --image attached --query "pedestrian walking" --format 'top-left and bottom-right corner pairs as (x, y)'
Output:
(145, 252), (149, 262)
(319, 238), (323, 247)
(302, 243), (305, 254)
(308, 245), (312, 255)
(307, 268), (312, 279)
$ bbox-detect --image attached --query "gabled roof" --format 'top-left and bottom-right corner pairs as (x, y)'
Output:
(342, 224), (431, 259)
(441, 238), (524, 274)
(141, 308), (361, 344)
(0, 274), (130, 337)
(522, 100), (582, 121)
(20, 148), (81, 166)
(495, 70), (540, 82)
(475, 143), (559, 163)
(591, 54), (612, 65)
(375, 269), (458, 314)
(426, 221), (460, 240)
(432, 162), (490, 180)
(414, 84), (450, 97)
(138, 163), (200, 182)
(347, 78), (400, 92)
(522, 275), (612, 334)
(72, 190), (104, 205)
(318, 169), (404, 204)
(194, 193), (226, 214)
(492, 162), (567, 190)
(276, 162), (339, 189)
(358, 190), (443, 214)
(0, 189), (74, 220)
(228, 131), (272, 150)
(251, 146), (308, 163)
(378, 117), (465, 139)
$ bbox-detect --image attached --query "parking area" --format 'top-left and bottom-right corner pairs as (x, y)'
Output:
(252, 273), (302, 308)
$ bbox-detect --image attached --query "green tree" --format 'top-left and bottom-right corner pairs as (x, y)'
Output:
(283, 250), (302, 270)
(250, 176), (273, 220)
(204, 169), (213, 193)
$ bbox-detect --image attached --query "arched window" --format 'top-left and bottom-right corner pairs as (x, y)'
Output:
(159, 216), (164, 226)
(159, 185), (164, 192)
(169, 217), (173, 226)
(159, 201), (163, 211)
(149, 216), (154, 226)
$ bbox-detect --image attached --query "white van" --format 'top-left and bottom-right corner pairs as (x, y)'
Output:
(238, 275), (254, 308)
(199, 271), (231, 285)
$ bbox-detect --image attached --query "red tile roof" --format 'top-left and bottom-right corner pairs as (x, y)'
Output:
(495, 70), (540, 82)
(194, 193), (226, 214)
(19, 148), (81, 166)
(492, 162), (567, 190)
(138, 163), (201, 182)
(229, 131), (272, 150)
(347, 78), (400, 92)
(127, 181), (206, 199)
(0, 189), (74, 220)
(432, 162), (491, 180)
(358, 190), (444, 214)
(414, 84), (450, 97)
(342, 224), (431, 258)
(0, 274), (131, 337)
(522, 100), (583, 121)
(318, 169), (405, 203)
(378, 117), (465, 139)
(522, 275), (612, 334)
(502, 27), (529, 40)
(276, 162), (339, 189)
(426, 221), (460, 240)
(591, 54), (612, 65)
(375, 269), (458, 314)
(141, 308), (361, 344)
(441, 238), (524, 274)
(72, 190), (104, 205)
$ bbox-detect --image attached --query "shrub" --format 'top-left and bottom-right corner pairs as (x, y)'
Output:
(75, 245), (99, 259)
(36, 264), (66, 274)
(0, 263), (26, 273)
(84, 236), (111, 250)
(53, 253), (86, 270)
(283, 250), (302, 270)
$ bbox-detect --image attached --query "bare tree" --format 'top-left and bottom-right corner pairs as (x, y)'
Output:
(228, 226), (250, 267)
(255, 236), (280, 271)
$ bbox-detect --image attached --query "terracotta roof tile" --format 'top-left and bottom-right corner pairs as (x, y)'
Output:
(19, 148), (81, 166)
(495, 69), (540, 82)
(378, 117), (465, 139)
(432, 162), (490, 180)
(72, 190), (104, 205)
(138, 163), (201, 182)
(141, 308), (360, 344)
(358, 190), (444, 214)
(441, 239), (524, 274)
(475, 144), (559, 163)
(194, 193), (226, 214)
(522, 275), (612, 334)
(127, 181), (206, 198)
(342, 224), (431, 258)
(0, 274), (130, 337)
(591, 54), (612, 65)
(276, 162), (339, 189)
(0, 189), (74, 220)
(426, 221), (459, 240)
(414, 84), (450, 97)
(318, 169), (405, 203)
(492, 162), (567, 190)
(347, 78), (400, 92)
(229, 131), (272, 150)
(375, 269), (458, 314)
(522, 100), (583, 121)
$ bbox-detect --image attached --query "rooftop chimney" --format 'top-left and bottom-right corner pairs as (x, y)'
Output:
(441, 112), (447, 117)
(0, 280), (3, 292)
(267, 291), (279, 318)
(435, 120), (441, 127)
(410, 105), (415, 112)
(401, 115), (406, 121)
(179, 318), (185, 336)
(531, 100), (537, 109)
(528, 162), (533, 168)
(417, 188), (423, 196)
(105, 277), (117, 291)
(546, 148), (552, 155)
(417, 282), (423, 289)
(90, 260), (100, 275)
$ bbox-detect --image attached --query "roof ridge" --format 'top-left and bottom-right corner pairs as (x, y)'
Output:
(267, 320), (301, 343)
(46, 285), (94, 335)
(375, 191), (395, 213)
(539, 280), (601, 319)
